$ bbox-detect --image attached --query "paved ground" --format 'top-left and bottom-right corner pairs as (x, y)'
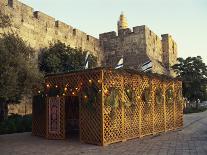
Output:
(1, 111), (207, 155)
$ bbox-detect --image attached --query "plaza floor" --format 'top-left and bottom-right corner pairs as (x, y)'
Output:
(1, 111), (207, 155)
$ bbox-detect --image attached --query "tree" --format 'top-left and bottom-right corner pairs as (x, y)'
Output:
(172, 56), (207, 104)
(39, 41), (97, 74)
(0, 33), (43, 120)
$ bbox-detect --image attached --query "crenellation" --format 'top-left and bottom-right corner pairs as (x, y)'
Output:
(132, 25), (146, 34)
(99, 31), (117, 39)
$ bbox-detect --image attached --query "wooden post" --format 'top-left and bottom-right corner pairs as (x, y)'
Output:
(163, 84), (167, 132)
(101, 69), (105, 146)
(121, 75), (126, 142)
(138, 94), (142, 138)
(152, 80), (155, 135)
(173, 82), (176, 129)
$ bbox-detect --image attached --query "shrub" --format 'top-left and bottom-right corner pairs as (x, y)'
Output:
(0, 114), (32, 134)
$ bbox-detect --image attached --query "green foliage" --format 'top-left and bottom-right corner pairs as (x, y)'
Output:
(39, 41), (97, 74)
(105, 88), (120, 108)
(155, 88), (163, 105)
(0, 114), (32, 134)
(0, 33), (43, 104)
(172, 56), (207, 102)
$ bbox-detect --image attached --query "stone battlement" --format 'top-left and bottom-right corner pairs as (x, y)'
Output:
(0, 0), (102, 63)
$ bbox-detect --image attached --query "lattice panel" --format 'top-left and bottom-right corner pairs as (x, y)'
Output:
(46, 97), (65, 139)
(102, 69), (183, 145)
(32, 95), (46, 137)
(41, 68), (183, 146)
(140, 76), (153, 136)
(123, 74), (141, 139)
(79, 71), (102, 145)
(103, 70), (123, 144)
(174, 81), (183, 129)
(165, 82), (175, 130)
(153, 79), (165, 133)
(45, 69), (102, 145)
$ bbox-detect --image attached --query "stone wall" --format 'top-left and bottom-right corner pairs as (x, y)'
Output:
(8, 97), (32, 115)
(0, 0), (102, 64)
(100, 25), (177, 75)
(162, 34), (177, 68)
(100, 26), (150, 70)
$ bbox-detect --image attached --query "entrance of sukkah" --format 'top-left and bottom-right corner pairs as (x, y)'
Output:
(65, 96), (79, 138)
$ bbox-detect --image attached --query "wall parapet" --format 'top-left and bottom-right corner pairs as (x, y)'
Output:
(0, 0), (100, 47)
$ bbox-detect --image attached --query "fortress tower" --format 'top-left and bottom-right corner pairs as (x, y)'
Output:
(100, 13), (177, 76)
(117, 12), (128, 31)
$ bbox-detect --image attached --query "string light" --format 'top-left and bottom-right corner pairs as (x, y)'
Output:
(63, 93), (65, 96)
(84, 95), (88, 99)
(89, 79), (92, 83)
(72, 92), (75, 95)
(55, 85), (58, 88)
(75, 87), (78, 90)
(46, 84), (50, 88)
(64, 87), (68, 91)
(38, 90), (41, 94)
(98, 79), (102, 83)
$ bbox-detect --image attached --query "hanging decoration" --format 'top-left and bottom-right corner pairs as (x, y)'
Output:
(124, 85), (135, 107)
(81, 82), (99, 112)
(166, 86), (174, 103)
(105, 87), (120, 108)
(105, 87), (120, 119)
(155, 88), (163, 105)
(142, 87), (151, 105)
(176, 89), (183, 104)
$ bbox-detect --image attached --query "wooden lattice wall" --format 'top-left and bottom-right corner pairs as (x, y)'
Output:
(44, 69), (103, 145)
(32, 68), (183, 146)
(32, 95), (46, 137)
(102, 69), (183, 145)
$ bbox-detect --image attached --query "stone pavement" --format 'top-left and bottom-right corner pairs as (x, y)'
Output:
(1, 111), (207, 155)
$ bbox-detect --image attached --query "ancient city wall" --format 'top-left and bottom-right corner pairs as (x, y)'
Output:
(100, 25), (177, 74)
(100, 26), (150, 70)
(0, 0), (102, 63)
(162, 34), (177, 68)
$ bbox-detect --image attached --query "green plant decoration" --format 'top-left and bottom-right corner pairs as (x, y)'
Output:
(124, 86), (135, 107)
(176, 89), (183, 102)
(105, 87), (120, 119)
(105, 88), (119, 108)
(81, 83), (99, 112)
(155, 88), (163, 105)
(166, 87), (174, 103)
(142, 87), (151, 105)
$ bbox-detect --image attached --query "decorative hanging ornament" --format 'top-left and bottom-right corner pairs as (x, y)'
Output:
(142, 87), (151, 105)
(166, 86), (174, 104)
(155, 88), (163, 105)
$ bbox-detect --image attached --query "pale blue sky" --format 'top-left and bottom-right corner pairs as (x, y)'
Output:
(20, 0), (207, 63)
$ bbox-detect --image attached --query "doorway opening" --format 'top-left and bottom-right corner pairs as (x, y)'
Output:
(65, 96), (79, 139)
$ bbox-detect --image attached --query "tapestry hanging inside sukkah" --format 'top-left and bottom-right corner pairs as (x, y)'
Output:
(48, 97), (61, 134)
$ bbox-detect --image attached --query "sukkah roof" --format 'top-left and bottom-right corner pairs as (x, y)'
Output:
(45, 67), (181, 82)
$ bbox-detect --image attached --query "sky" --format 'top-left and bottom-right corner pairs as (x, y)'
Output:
(19, 0), (207, 63)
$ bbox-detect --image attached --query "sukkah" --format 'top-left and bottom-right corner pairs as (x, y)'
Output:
(32, 68), (183, 146)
